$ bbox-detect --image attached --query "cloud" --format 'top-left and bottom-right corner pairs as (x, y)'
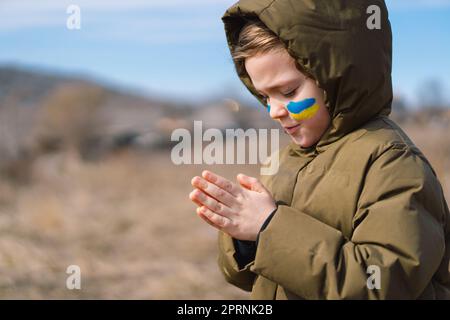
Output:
(0, 0), (235, 31)
(0, 0), (235, 14)
(81, 14), (225, 45)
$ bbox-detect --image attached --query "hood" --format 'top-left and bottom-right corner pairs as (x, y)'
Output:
(222, 0), (393, 156)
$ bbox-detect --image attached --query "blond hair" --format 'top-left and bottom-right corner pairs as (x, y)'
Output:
(231, 20), (310, 87)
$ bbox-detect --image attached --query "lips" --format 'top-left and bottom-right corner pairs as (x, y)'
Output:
(283, 124), (301, 135)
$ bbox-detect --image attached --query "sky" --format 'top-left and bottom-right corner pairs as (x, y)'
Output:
(1, 0), (450, 107)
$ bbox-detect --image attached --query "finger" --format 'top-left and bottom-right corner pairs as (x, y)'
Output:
(191, 189), (236, 219)
(198, 206), (231, 229)
(189, 190), (203, 207)
(237, 173), (267, 193)
(196, 207), (221, 229)
(191, 176), (238, 208)
(201, 170), (241, 197)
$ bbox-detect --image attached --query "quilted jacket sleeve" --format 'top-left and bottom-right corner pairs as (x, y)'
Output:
(217, 230), (257, 292)
(249, 145), (448, 299)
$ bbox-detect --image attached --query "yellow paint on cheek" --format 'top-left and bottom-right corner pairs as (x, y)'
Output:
(289, 103), (320, 121)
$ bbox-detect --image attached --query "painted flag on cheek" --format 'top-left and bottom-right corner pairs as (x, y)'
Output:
(286, 98), (319, 121)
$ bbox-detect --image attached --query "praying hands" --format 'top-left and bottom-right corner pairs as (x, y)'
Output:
(189, 170), (277, 241)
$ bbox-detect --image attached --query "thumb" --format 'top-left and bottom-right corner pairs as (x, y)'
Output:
(237, 174), (267, 193)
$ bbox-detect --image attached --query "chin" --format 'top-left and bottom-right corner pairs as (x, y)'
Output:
(291, 135), (314, 148)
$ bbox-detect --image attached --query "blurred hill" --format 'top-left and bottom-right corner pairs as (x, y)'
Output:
(1, 64), (449, 184)
(0, 66), (169, 157)
(0, 65), (275, 182)
(0, 66), (74, 104)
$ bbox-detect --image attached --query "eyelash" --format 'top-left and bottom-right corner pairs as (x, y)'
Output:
(261, 88), (297, 102)
(283, 89), (297, 98)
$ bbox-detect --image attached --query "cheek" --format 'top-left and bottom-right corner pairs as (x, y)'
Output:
(287, 98), (320, 121)
(316, 106), (331, 129)
(292, 126), (315, 147)
(288, 80), (328, 121)
(298, 121), (316, 137)
(299, 107), (330, 136)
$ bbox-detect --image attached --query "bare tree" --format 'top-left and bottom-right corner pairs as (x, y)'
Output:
(33, 83), (107, 158)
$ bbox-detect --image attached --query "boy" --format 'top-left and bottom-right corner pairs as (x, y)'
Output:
(189, 0), (450, 299)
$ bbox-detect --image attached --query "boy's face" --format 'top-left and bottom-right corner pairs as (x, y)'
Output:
(245, 49), (331, 148)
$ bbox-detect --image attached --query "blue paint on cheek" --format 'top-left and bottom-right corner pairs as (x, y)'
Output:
(286, 98), (316, 114)
(267, 104), (271, 113)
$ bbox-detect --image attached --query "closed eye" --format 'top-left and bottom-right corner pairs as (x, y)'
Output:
(283, 88), (297, 98)
(259, 89), (296, 101)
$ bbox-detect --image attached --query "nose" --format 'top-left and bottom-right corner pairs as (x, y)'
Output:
(268, 98), (289, 120)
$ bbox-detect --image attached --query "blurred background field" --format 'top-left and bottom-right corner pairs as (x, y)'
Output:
(1, 0), (450, 299)
(0, 66), (449, 299)
(0, 66), (269, 299)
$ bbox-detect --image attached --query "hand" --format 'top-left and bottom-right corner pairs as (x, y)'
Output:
(189, 170), (277, 241)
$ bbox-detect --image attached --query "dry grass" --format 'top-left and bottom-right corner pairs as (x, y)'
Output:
(0, 122), (448, 299)
(402, 123), (450, 201)
(0, 149), (263, 299)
